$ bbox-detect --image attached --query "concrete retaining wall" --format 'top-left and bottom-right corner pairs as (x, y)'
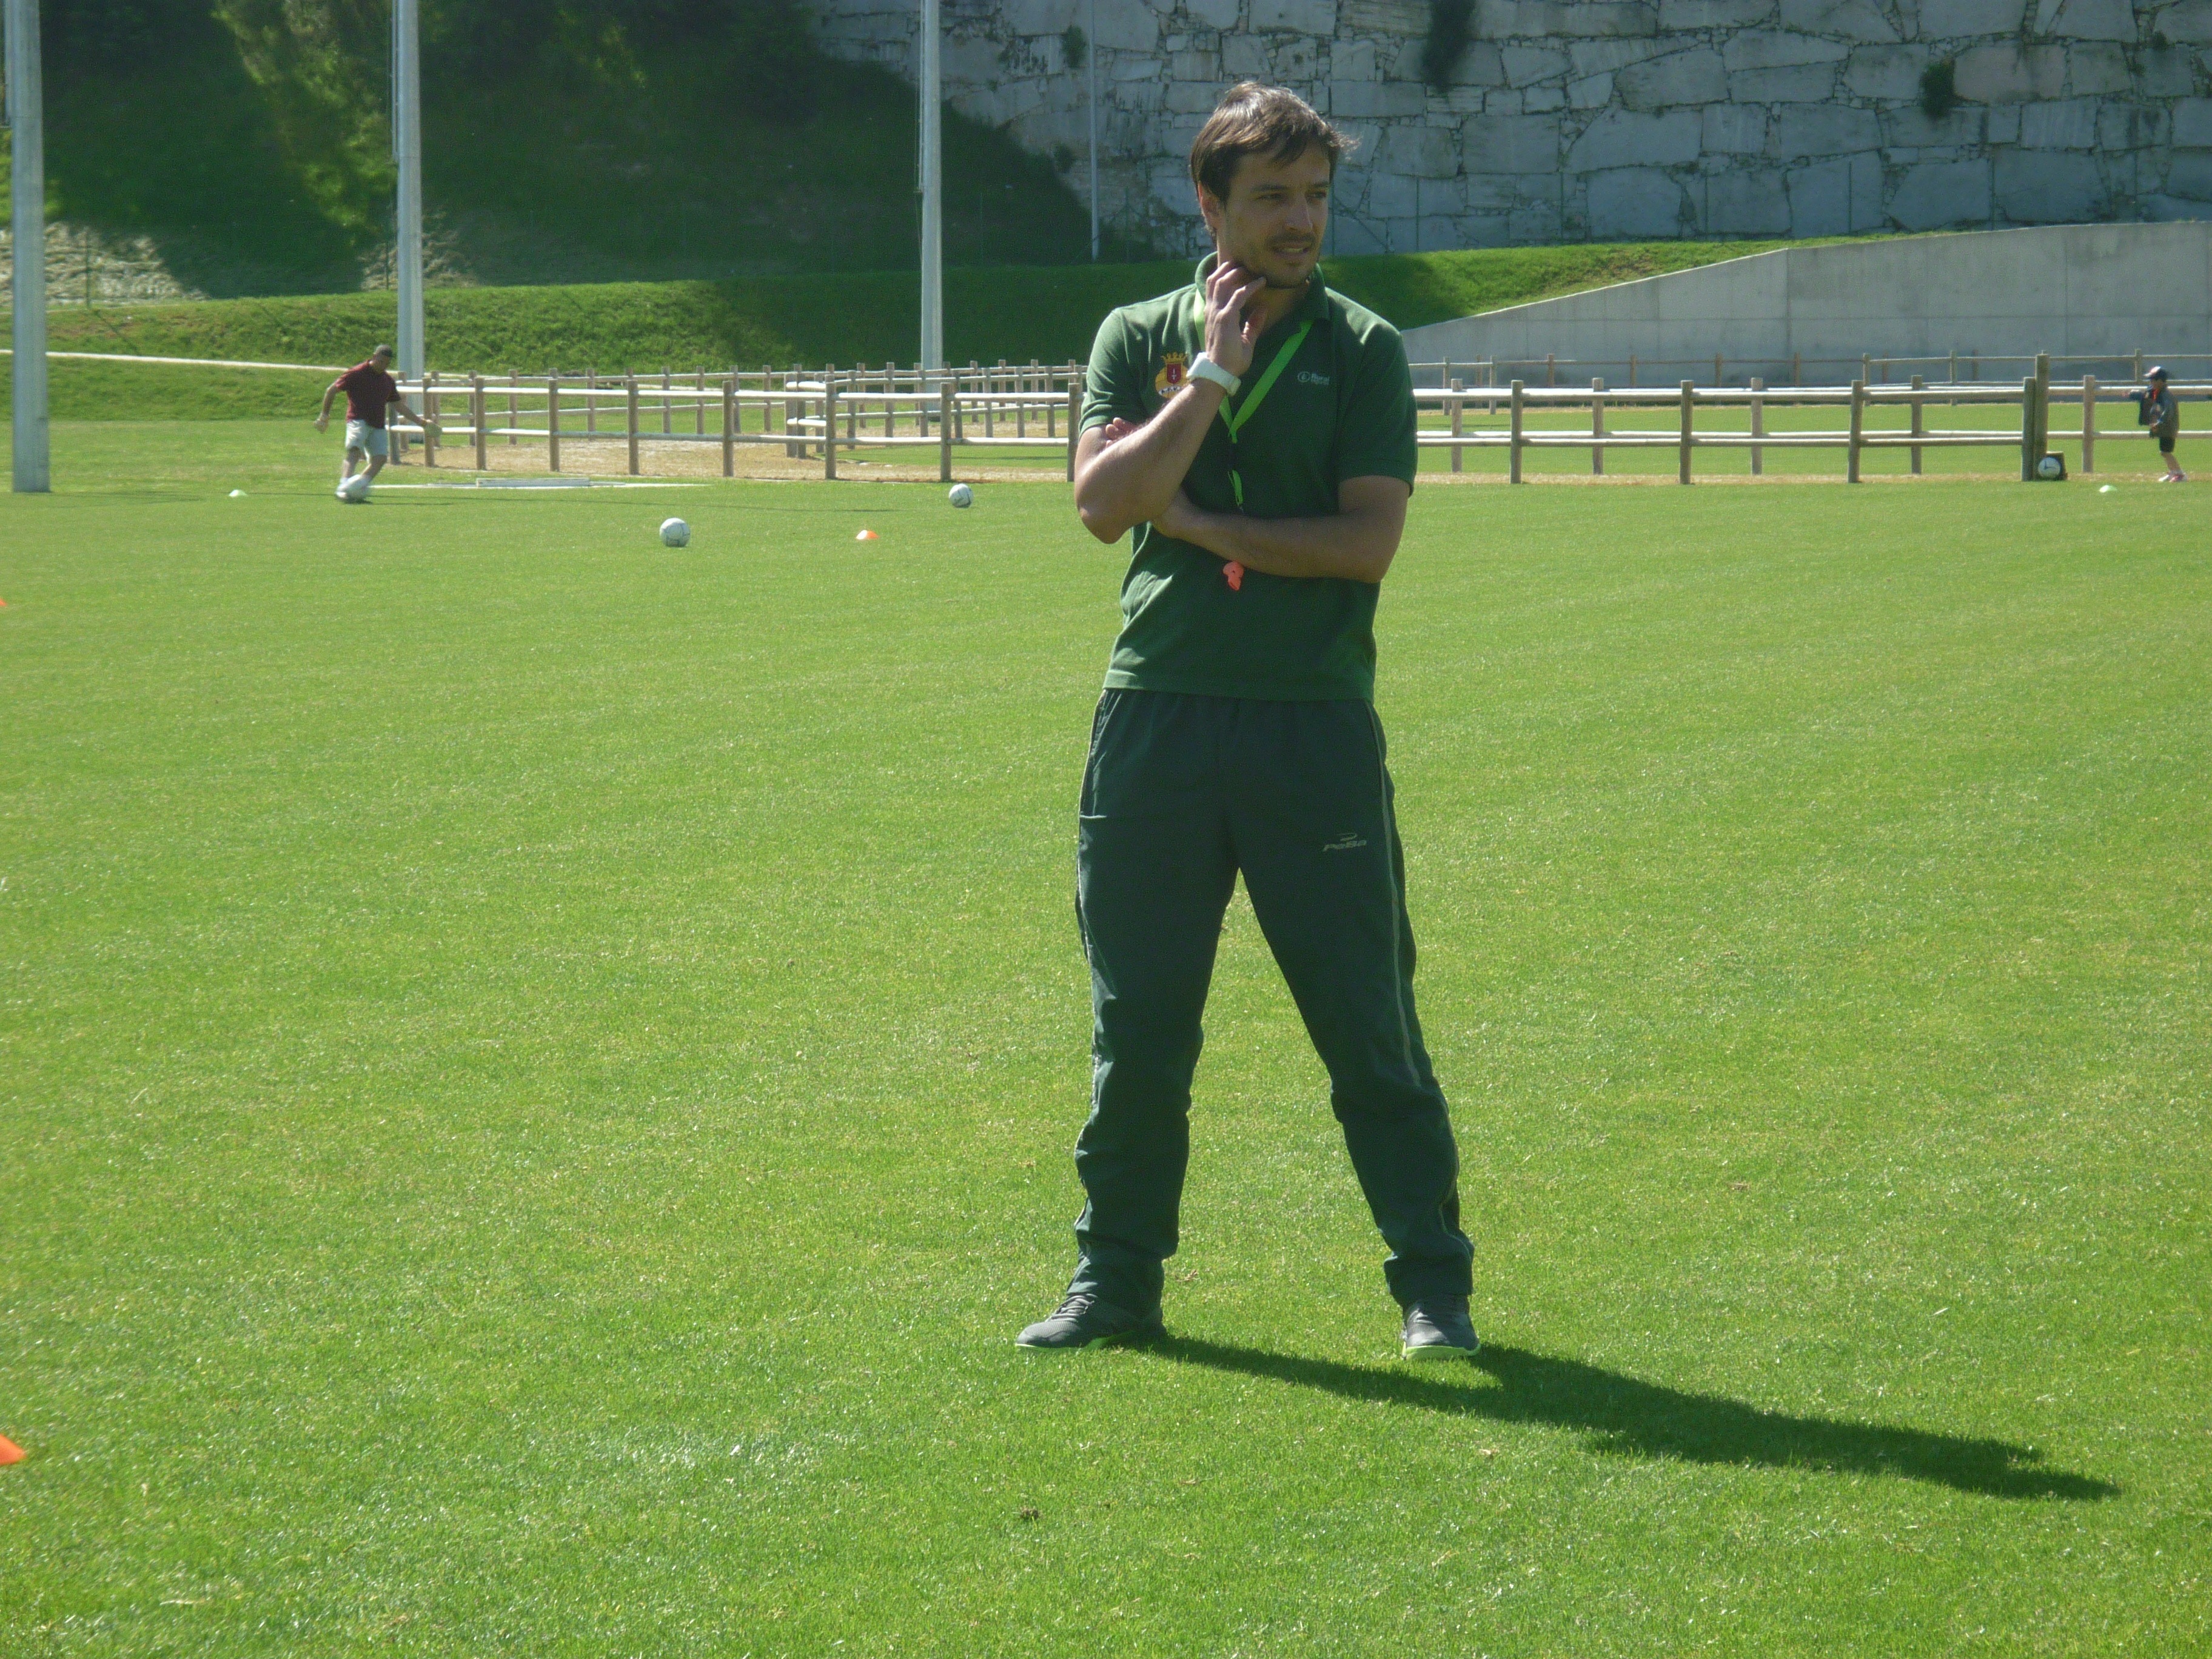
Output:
(1399, 222), (2212, 379)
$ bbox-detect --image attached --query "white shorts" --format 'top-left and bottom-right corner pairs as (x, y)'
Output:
(344, 420), (390, 458)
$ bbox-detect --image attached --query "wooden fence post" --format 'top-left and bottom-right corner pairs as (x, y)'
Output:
(423, 374), (439, 468)
(1848, 380), (1866, 483)
(1749, 377), (1764, 476)
(1545, 352), (1557, 387)
(1508, 381), (1524, 484)
(696, 367), (708, 436)
(547, 375), (561, 473)
(626, 375), (641, 476)
(1065, 381), (1081, 483)
(2018, 376), (2037, 480)
(2032, 352), (2051, 477)
(1590, 378), (1604, 475)
(1677, 381), (1694, 484)
(823, 369), (839, 480)
(940, 382), (954, 483)
(2081, 374), (2097, 475)
(471, 375), (487, 472)
(1450, 378), (1464, 474)
(1909, 375), (1925, 475)
(506, 377), (518, 446)
(586, 367), (597, 434)
(723, 377), (737, 477)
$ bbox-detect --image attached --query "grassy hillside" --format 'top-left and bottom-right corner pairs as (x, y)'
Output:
(23, 240), (1820, 403)
(7, 0), (1113, 295)
(0, 358), (333, 422)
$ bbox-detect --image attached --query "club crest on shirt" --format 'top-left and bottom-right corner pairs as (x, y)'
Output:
(1154, 353), (1189, 397)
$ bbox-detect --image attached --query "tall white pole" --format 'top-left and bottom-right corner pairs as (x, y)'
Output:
(393, 0), (424, 380)
(1087, 0), (1099, 261)
(918, 0), (942, 379)
(6, 0), (49, 493)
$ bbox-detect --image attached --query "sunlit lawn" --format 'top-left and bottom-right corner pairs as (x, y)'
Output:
(2, 421), (2205, 1655)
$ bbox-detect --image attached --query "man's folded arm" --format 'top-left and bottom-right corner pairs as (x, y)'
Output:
(1073, 387), (1226, 544)
(1151, 474), (1410, 584)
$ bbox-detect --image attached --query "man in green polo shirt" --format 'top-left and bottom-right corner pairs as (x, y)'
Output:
(1016, 82), (1478, 1361)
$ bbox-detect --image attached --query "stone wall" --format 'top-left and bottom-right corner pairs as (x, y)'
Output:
(0, 226), (207, 306)
(806, 0), (2212, 256)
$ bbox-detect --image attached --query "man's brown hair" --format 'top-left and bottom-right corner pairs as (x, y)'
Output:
(1188, 82), (1355, 206)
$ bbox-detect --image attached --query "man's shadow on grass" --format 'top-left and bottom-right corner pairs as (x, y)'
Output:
(1150, 1336), (2116, 1501)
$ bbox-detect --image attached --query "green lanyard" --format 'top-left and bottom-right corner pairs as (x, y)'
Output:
(1198, 301), (1313, 510)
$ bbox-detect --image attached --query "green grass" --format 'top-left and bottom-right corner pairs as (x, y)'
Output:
(19, 240), (1872, 376)
(3, 423), (2207, 1656)
(0, 358), (335, 421)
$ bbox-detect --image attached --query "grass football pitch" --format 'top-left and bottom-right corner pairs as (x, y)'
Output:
(3, 423), (2207, 1656)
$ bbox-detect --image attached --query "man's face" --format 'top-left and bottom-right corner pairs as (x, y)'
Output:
(372, 350), (393, 369)
(1204, 144), (1332, 290)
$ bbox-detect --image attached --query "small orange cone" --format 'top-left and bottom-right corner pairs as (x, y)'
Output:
(0, 1435), (25, 1465)
(855, 528), (878, 541)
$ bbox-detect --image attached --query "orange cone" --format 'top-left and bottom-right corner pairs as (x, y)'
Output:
(855, 528), (878, 541)
(0, 1435), (25, 1465)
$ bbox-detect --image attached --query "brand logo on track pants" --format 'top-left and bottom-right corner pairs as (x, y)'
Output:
(1322, 833), (1369, 852)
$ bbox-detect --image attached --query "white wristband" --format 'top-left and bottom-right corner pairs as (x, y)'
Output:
(1188, 354), (1241, 396)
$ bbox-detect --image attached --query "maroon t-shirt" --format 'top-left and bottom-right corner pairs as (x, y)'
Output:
(337, 361), (399, 427)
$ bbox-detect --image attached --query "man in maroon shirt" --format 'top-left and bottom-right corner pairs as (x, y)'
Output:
(315, 344), (432, 501)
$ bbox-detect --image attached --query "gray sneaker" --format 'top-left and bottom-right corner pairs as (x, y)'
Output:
(1016, 1292), (1165, 1351)
(1401, 1296), (1481, 1361)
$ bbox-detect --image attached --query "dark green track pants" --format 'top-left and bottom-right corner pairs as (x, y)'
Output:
(1069, 688), (1474, 1313)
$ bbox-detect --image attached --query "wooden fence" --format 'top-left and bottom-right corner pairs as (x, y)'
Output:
(393, 361), (1088, 481)
(1412, 350), (2212, 391)
(1419, 355), (2205, 483)
(386, 351), (2194, 485)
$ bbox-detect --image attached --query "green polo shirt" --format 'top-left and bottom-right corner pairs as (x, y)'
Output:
(1081, 256), (1418, 703)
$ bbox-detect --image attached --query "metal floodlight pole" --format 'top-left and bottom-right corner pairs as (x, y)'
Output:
(918, 0), (943, 381)
(1087, 0), (1098, 262)
(7, 0), (50, 492)
(392, 0), (424, 380)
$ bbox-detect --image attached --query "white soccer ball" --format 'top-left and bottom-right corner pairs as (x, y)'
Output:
(947, 483), (974, 509)
(659, 517), (691, 548)
(2099, 484), (2117, 494)
(2036, 454), (2064, 481)
(339, 474), (371, 503)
